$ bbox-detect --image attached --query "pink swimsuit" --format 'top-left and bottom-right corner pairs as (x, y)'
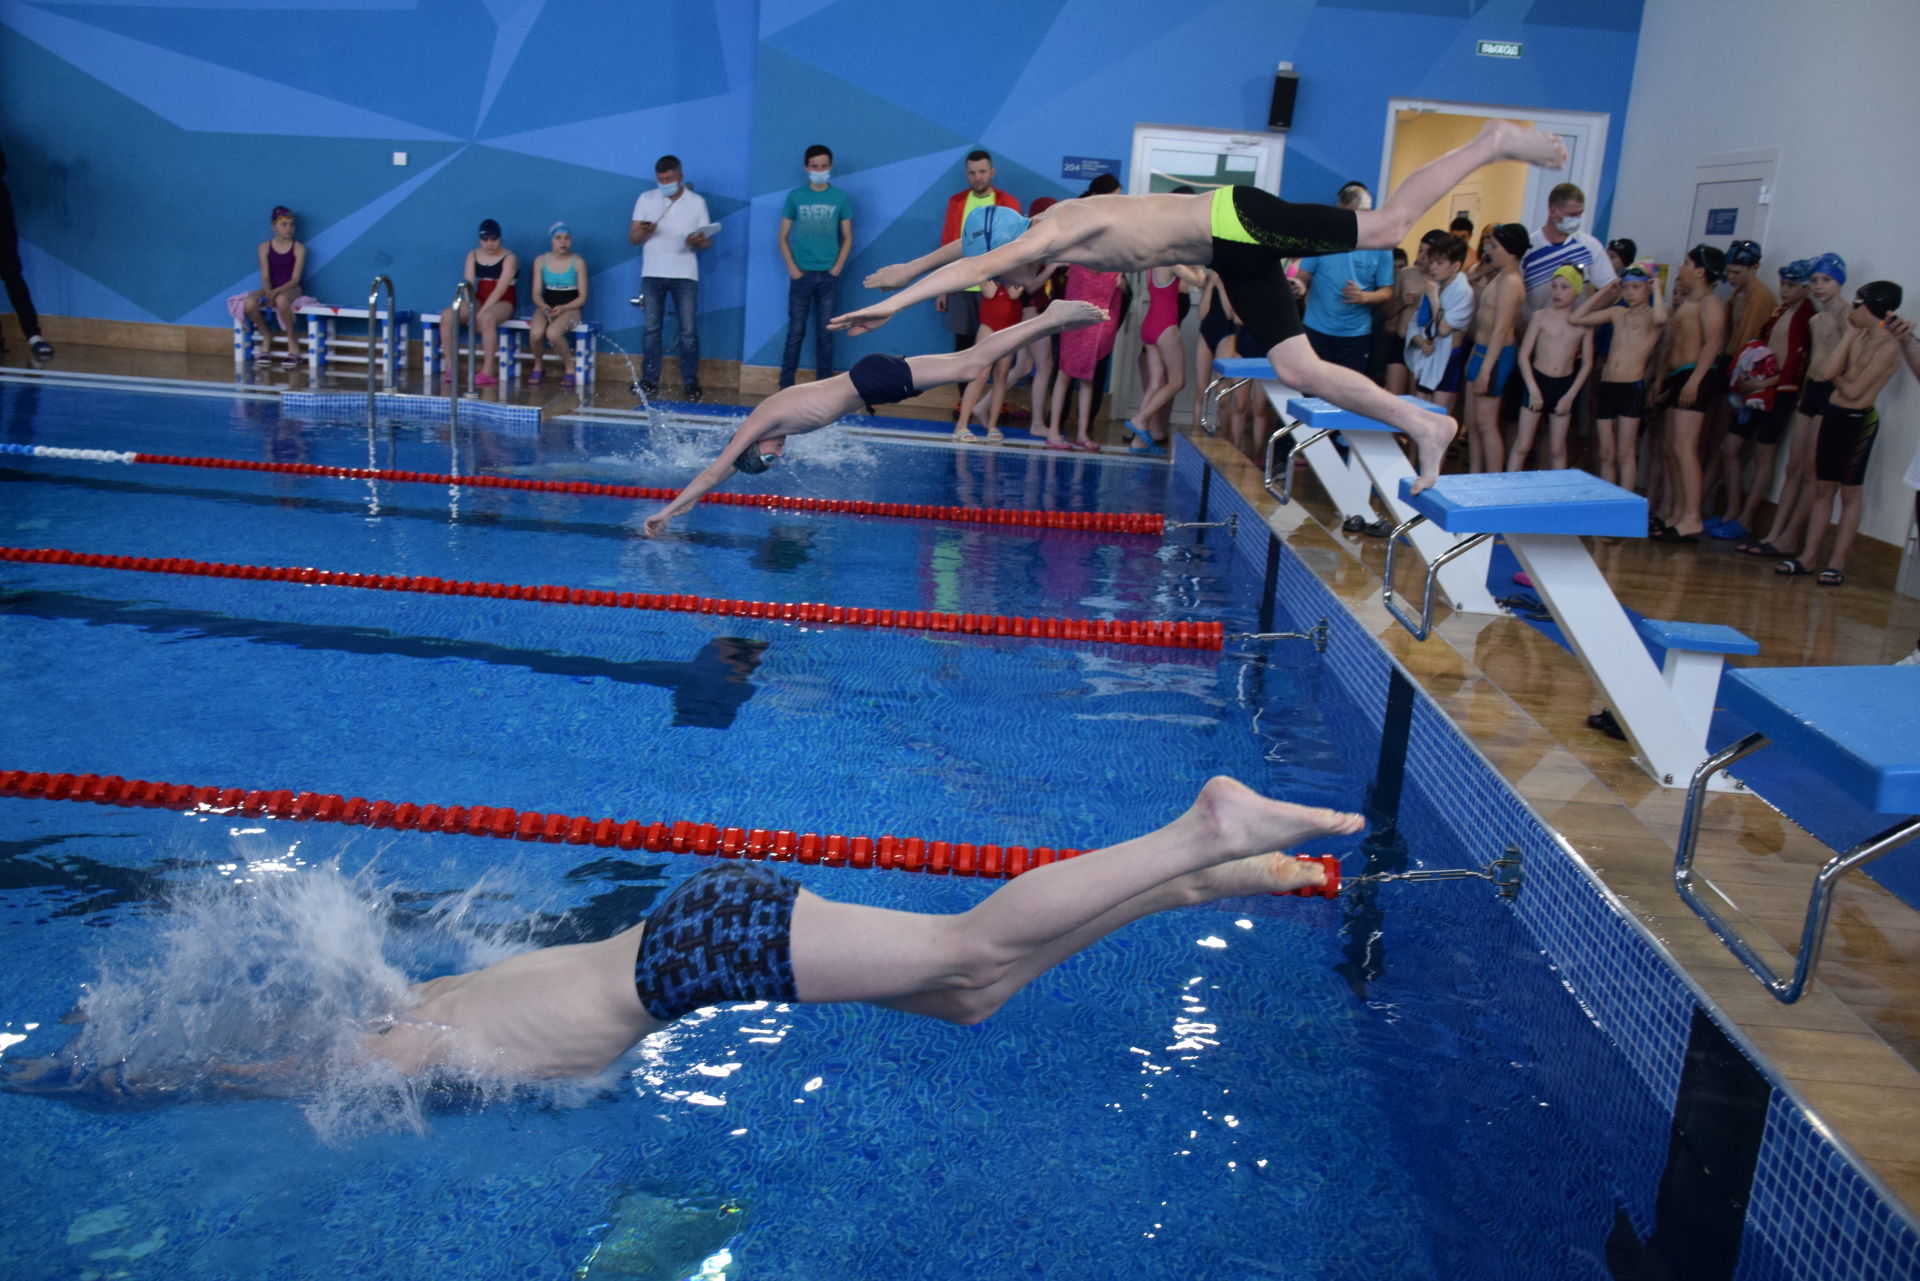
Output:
(1141, 271), (1180, 346)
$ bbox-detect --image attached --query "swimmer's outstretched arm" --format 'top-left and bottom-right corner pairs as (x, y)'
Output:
(642, 380), (861, 537)
(832, 221), (1067, 336)
(865, 240), (963, 292)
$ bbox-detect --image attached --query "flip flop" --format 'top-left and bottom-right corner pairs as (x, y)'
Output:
(1817, 568), (1845, 586)
(1775, 558), (1811, 577)
(1072, 440), (1100, 452)
(1044, 437), (1073, 451)
(1128, 442), (1167, 456)
(1126, 419), (1153, 445)
(1650, 526), (1698, 544)
(1586, 709), (1627, 741)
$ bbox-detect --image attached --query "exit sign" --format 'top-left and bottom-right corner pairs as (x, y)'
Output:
(1476, 39), (1523, 58)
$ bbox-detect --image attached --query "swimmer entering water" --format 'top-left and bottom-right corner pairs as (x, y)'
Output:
(833, 121), (1570, 494)
(640, 299), (1108, 537)
(359, 778), (1360, 1080)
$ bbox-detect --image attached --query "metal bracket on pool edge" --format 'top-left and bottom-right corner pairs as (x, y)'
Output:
(1347, 845), (1522, 901)
(1166, 513), (1238, 536)
(1229, 616), (1329, 652)
(1381, 514), (1494, 641)
(1263, 421), (1335, 506)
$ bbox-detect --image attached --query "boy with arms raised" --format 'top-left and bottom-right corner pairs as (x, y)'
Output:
(1571, 262), (1666, 492)
(1509, 265), (1594, 471)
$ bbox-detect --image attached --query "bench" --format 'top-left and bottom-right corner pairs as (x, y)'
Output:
(1675, 666), (1920, 1001)
(419, 313), (600, 386)
(1386, 469), (1758, 790)
(298, 304), (413, 382)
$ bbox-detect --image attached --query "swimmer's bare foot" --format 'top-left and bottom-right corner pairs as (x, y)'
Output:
(1044, 300), (1109, 331)
(1188, 850), (1331, 900)
(1405, 412), (1458, 496)
(1179, 776), (1364, 865)
(1482, 119), (1567, 170)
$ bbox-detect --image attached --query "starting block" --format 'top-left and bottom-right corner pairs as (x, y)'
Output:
(1675, 666), (1920, 1001)
(1387, 469), (1758, 790)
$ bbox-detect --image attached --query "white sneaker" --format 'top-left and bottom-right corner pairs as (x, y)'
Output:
(1895, 647), (1920, 667)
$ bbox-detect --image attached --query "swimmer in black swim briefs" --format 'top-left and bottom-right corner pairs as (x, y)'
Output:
(641, 300), (1109, 536)
(335, 779), (1363, 1080)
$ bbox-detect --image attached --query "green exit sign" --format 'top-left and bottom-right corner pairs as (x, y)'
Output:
(1476, 39), (1523, 58)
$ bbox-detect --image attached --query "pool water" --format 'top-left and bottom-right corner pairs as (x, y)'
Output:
(0, 384), (1643, 1279)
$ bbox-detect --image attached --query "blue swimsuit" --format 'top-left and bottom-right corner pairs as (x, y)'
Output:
(633, 863), (800, 1021)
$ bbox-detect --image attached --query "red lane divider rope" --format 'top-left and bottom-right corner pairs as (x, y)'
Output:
(0, 545), (1225, 651)
(123, 451), (1164, 536)
(0, 769), (1340, 895)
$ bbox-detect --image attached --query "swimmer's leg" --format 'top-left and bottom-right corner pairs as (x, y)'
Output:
(788, 777), (1361, 1022)
(904, 301), (1107, 393)
(1264, 333), (1457, 495)
(1356, 121), (1568, 249)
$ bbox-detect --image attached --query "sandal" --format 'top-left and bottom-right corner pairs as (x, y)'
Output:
(1586, 708), (1627, 741)
(1650, 526), (1698, 544)
(527, 369), (544, 385)
(1044, 437), (1073, 451)
(1817, 568), (1845, 587)
(953, 424), (980, 442)
(1775, 558), (1811, 577)
(1072, 439), (1100, 452)
(984, 427), (1004, 443)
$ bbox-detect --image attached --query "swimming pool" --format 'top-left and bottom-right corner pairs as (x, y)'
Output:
(0, 380), (1912, 1279)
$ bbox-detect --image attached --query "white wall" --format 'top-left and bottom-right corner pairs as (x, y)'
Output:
(1612, 0), (1919, 549)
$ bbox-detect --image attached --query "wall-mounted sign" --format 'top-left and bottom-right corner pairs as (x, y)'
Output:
(1061, 156), (1121, 181)
(1705, 208), (1738, 235)
(1475, 40), (1523, 58)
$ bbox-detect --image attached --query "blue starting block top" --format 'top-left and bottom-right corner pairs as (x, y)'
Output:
(1211, 357), (1273, 379)
(1286, 395), (1449, 430)
(1636, 619), (1760, 657)
(1721, 667), (1920, 814)
(1396, 469), (1648, 537)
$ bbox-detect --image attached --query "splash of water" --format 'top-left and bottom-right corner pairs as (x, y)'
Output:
(0, 848), (603, 1144)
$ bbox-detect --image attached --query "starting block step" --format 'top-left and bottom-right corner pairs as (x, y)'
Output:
(1398, 469), (1647, 537)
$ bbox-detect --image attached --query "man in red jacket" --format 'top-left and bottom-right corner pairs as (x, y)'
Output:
(939, 149), (1021, 350)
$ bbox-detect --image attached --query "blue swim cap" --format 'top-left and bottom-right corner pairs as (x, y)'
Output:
(962, 205), (1030, 257)
(1779, 259), (1814, 284)
(1809, 252), (1847, 285)
(548, 220), (572, 239)
(1727, 239), (1762, 267)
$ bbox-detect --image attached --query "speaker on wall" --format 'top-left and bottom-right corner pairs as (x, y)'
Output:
(1267, 65), (1299, 131)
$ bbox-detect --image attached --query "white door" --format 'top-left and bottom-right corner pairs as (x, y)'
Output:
(1687, 179), (1766, 251)
(1113, 126), (1287, 423)
(1382, 100), (1609, 243)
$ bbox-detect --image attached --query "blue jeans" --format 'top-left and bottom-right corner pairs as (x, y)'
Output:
(641, 276), (700, 386)
(779, 269), (839, 387)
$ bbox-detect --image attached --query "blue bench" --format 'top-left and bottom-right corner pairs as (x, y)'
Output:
(420, 313), (601, 386)
(298, 304), (413, 382)
(1675, 666), (1920, 1001)
(1388, 469), (1756, 790)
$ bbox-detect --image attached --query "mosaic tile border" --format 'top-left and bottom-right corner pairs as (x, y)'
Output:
(1173, 437), (1920, 1277)
(280, 391), (541, 432)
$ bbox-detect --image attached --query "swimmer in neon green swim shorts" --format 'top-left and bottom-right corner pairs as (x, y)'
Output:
(834, 120), (1569, 494)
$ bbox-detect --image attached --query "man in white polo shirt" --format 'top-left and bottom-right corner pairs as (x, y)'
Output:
(1520, 181), (1614, 315)
(629, 154), (713, 400)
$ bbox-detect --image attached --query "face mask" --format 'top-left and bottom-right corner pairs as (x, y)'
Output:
(1555, 215), (1581, 234)
(807, 168), (831, 185)
(658, 181), (681, 197)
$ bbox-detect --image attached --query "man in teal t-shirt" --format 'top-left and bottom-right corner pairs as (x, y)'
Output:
(779, 144), (854, 388)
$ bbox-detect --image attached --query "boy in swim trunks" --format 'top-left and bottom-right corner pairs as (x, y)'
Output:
(1646, 245), (1727, 539)
(1464, 222), (1529, 472)
(1571, 262), (1666, 493)
(1718, 259), (1814, 540)
(1777, 280), (1905, 586)
(358, 778), (1362, 1080)
(1509, 265), (1593, 471)
(1747, 254), (1851, 559)
(640, 300), (1109, 536)
(831, 120), (1571, 494)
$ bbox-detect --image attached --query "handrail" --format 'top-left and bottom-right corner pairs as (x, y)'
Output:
(1263, 421), (1333, 505)
(448, 281), (474, 436)
(365, 275), (395, 429)
(1672, 733), (1920, 1003)
(1380, 514), (1489, 640)
(1199, 375), (1249, 436)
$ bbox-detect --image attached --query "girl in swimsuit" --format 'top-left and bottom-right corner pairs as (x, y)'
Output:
(440, 218), (518, 387)
(244, 206), (307, 369)
(1128, 265), (1205, 453)
(528, 222), (590, 387)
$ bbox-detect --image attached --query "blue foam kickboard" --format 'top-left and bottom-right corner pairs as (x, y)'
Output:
(1720, 667), (1920, 815)
(1399, 469), (1648, 537)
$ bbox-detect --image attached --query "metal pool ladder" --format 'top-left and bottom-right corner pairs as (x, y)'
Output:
(446, 281), (474, 434)
(365, 274), (396, 431)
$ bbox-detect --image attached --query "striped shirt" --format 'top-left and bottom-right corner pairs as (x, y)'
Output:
(1521, 231), (1614, 313)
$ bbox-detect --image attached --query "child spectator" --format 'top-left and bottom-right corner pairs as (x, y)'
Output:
(1646, 245), (1727, 541)
(1744, 254), (1849, 559)
(1571, 262), (1666, 494)
(438, 218), (517, 386)
(1509, 264), (1593, 470)
(1406, 234), (1473, 412)
(244, 206), (308, 367)
(1463, 223), (1528, 471)
(1384, 232), (1447, 395)
(527, 222), (588, 386)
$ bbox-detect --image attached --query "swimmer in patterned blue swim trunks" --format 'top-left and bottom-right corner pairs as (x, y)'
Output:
(360, 778), (1362, 1080)
(641, 299), (1109, 536)
(832, 120), (1572, 494)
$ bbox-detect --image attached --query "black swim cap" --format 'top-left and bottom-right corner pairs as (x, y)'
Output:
(1419, 228), (1451, 248)
(1854, 280), (1903, 319)
(1727, 239), (1762, 267)
(733, 450), (775, 475)
(1607, 237), (1637, 263)
(1687, 244), (1727, 283)
(1490, 223), (1532, 258)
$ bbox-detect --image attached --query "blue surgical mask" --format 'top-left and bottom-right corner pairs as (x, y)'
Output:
(658, 180), (681, 197)
(807, 168), (831, 186)
(1556, 215), (1582, 234)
